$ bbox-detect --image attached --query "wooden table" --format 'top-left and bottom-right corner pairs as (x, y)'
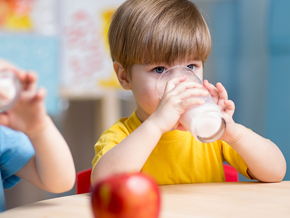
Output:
(1, 181), (289, 218)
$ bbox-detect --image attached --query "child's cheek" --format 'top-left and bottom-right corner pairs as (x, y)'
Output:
(140, 85), (160, 112)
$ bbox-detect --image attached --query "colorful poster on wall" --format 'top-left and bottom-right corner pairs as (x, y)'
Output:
(0, 0), (60, 114)
(60, 0), (126, 98)
(0, 0), (58, 34)
(0, 0), (34, 31)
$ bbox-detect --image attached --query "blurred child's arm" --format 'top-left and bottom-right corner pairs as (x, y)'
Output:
(203, 80), (286, 182)
(0, 60), (75, 193)
(92, 115), (163, 185)
(92, 76), (208, 184)
(15, 116), (76, 193)
(226, 124), (286, 182)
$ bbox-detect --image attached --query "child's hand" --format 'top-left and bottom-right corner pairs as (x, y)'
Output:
(150, 75), (208, 134)
(0, 61), (48, 137)
(203, 80), (239, 143)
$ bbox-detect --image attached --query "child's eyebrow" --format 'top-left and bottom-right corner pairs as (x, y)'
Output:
(147, 60), (202, 67)
(145, 63), (167, 67)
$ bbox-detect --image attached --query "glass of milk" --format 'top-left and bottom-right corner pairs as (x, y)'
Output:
(0, 70), (21, 112)
(155, 66), (226, 143)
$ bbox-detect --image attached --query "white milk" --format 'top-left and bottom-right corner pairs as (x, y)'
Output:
(179, 100), (225, 142)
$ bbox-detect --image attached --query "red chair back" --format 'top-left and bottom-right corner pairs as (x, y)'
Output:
(223, 164), (239, 182)
(76, 168), (92, 194)
(76, 165), (238, 194)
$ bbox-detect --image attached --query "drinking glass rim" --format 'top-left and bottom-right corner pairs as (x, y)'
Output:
(155, 65), (201, 99)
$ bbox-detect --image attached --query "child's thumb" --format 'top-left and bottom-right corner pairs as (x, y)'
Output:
(34, 87), (46, 102)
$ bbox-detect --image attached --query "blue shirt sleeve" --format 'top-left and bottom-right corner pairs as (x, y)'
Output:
(0, 126), (35, 189)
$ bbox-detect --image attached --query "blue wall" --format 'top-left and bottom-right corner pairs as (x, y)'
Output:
(265, 0), (290, 180)
(0, 34), (60, 115)
(196, 0), (289, 181)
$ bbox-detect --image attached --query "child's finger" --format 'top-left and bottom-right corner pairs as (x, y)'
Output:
(20, 71), (39, 100)
(216, 82), (228, 101)
(203, 80), (216, 91)
(34, 87), (46, 102)
(224, 99), (235, 115)
(23, 71), (38, 91)
(203, 80), (219, 100)
(175, 87), (208, 100)
(163, 75), (187, 95)
(179, 96), (205, 110)
(164, 75), (186, 94)
(170, 81), (204, 96)
(215, 82), (229, 109)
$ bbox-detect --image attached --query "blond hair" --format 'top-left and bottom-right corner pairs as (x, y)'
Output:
(109, 0), (211, 75)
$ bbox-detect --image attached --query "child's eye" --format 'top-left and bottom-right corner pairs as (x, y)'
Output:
(153, 67), (165, 74)
(187, 64), (195, 70)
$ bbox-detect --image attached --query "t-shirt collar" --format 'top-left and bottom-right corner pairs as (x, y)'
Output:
(131, 110), (189, 142)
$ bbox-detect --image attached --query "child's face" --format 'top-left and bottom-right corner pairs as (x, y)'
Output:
(129, 60), (204, 122)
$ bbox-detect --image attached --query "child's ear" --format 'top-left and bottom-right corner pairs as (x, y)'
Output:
(113, 61), (131, 90)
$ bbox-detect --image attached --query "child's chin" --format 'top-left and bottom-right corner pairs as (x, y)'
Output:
(175, 123), (188, 131)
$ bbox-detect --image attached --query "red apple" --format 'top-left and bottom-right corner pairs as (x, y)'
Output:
(91, 172), (161, 218)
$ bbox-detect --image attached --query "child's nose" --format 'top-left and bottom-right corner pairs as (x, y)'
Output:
(168, 67), (185, 78)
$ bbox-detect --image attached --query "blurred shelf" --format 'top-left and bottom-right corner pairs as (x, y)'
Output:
(59, 87), (134, 101)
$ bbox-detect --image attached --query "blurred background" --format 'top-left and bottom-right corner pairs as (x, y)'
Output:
(1, 0), (289, 210)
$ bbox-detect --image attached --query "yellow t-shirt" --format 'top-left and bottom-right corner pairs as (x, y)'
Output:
(92, 111), (252, 185)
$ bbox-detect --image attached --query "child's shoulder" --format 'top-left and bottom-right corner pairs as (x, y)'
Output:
(103, 111), (140, 137)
